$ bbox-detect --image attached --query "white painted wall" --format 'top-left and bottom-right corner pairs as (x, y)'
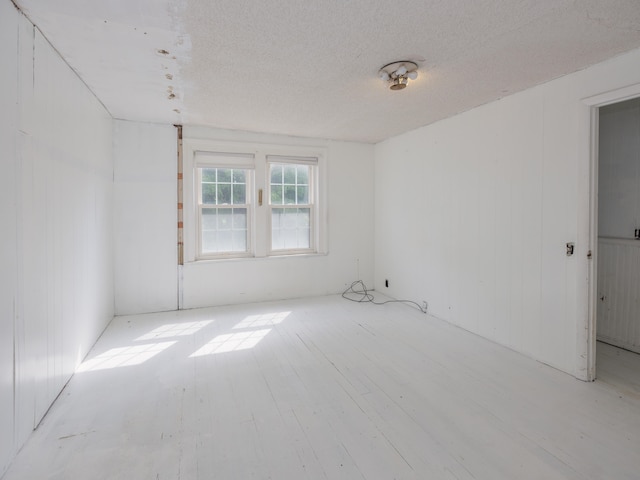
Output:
(0, 1), (20, 474)
(181, 126), (374, 308)
(0, 3), (114, 475)
(374, 47), (640, 379)
(113, 120), (178, 315)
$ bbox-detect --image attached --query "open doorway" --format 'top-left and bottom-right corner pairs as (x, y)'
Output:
(597, 98), (640, 353)
(590, 94), (640, 385)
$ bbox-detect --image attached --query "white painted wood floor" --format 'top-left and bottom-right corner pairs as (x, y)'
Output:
(3, 295), (640, 480)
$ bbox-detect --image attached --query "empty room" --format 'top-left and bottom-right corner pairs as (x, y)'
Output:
(2, 0), (640, 478)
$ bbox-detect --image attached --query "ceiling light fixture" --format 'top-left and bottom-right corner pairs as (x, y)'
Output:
(378, 61), (419, 91)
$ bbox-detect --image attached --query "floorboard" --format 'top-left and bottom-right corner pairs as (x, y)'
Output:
(3, 295), (640, 480)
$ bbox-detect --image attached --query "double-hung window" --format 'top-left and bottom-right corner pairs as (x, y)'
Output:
(268, 156), (316, 254)
(184, 141), (326, 261)
(195, 152), (254, 259)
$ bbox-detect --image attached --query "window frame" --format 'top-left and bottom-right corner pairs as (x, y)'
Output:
(196, 166), (252, 259)
(267, 157), (317, 255)
(182, 139), (327, 263)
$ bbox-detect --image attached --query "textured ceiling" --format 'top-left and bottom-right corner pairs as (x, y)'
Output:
(14, 0), (640, 143)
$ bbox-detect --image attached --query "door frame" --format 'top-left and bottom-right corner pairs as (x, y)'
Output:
(582, 83), (640, 381)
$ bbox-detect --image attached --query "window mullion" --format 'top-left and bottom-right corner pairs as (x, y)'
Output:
(254, 153), (268, 258)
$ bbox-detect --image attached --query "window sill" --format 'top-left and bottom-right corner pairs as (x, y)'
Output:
(186, 251), (329, 266)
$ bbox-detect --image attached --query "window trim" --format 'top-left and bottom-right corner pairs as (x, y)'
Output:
(195, 166), (253, 260)
(182, 139), (328, 263)
(267, 157), (317, 255)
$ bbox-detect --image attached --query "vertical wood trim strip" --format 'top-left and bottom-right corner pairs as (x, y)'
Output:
(176, 125), (184, 266)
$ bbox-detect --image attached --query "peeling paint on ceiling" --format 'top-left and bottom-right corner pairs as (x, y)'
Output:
(13, 0), (640, 143)
(15, 0), (191, 125)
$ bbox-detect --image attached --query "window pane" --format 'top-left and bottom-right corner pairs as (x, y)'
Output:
(202, 208), (216, 230)
(296, 165), (309, 184)
(217, 208), (232, 229)
(233, 208), (247, 229)
(271, 208), (284, 250)
(296, 207), (311, 248)
(202, 231), (217, 252)
(282, 208), (297, 228)
(284, 185), (296, 204)
(200, 167), (248, 207)
(202, 184), (216, 204)
(297, 227), (310, 246)
(270, 165), (282, 184)
(217, 168), (231, 182)
(269, 163), (310, 207)
(271, 185), (283, 204)
(271, 207), (310, 250)
(217, 231), (233, 251)
(296, 186), (308, 204)
(233, 169), (245, 183)
(297, 207), (310, 227)
(217, 184), (231, 204)
(233, 184), (246, 204)
(232, 230), (247, 251)
(283, 228), (297, 249)
(202, 168), (216, 182)
(201, 208), (247, 254)
(283, 165), (296, 184)
(271, 230), (282, 250)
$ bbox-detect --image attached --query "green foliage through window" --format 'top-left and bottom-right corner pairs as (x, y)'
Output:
(269, 163), (310, 206)
(201, 168), (248, 206)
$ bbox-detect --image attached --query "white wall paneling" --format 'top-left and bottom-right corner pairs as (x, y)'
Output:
(597, 238), (640, 353)
(180, 126), (375, 309)
(0, 3), (115, 475)
(18, 20), (114, 434)
(113, 120), (178, 315)
(374, 47), (640, 380)
(0, 1), (20, 474)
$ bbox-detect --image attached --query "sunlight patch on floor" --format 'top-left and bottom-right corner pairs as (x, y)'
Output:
(76, 342), (177, 372)
(135, 320), (213, 341)
(190, 329), (272, 356)
(233, 311), (290, 329)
